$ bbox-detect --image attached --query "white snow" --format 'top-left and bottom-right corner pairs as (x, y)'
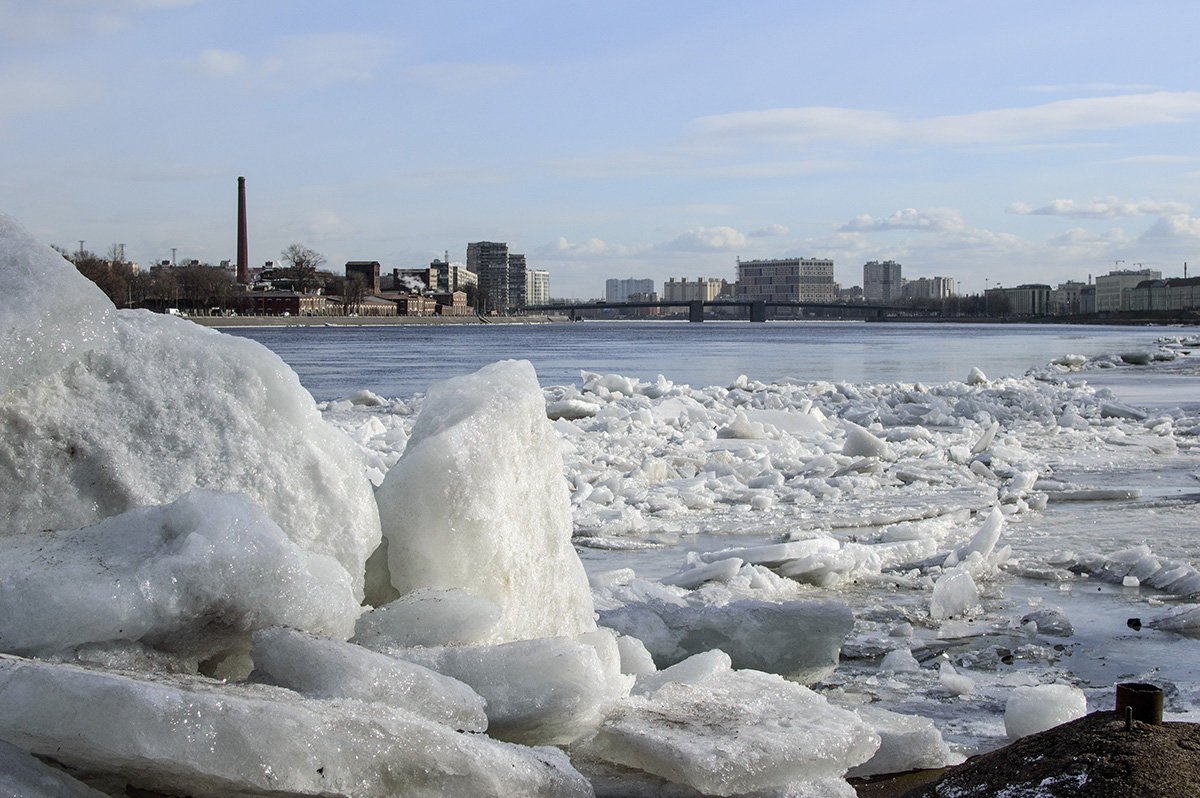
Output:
(0, 490), (358, 661)
(377, 635), (630, 745)
(0, 653), (592, 798)
(577, 654), (879, 796)
(0, 211), (117, 396)
(1004, 684), (1087, 739)
(352, 588), (503, 648)
(0, 307), (381, 599)
(929, 565), (981, 619)
(3, 211), (1200, 794)
(375, 359), (595, 642)
(250, 626), (488, 732)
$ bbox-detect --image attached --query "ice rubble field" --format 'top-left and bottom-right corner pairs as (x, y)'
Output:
(2, 210), (1200, 797)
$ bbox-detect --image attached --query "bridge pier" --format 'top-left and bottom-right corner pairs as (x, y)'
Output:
(749, 300), (766, 323)
(688, 301), (704, 322)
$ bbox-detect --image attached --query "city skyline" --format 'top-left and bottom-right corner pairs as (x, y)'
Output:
(2, 1), (1199, 298)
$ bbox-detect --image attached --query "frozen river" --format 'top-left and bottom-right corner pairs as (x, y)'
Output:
(231, 320), (1200, 758)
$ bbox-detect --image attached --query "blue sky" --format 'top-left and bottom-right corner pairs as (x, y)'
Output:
(3, 0), (1199, 298)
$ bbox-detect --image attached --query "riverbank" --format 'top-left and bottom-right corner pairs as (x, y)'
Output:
(190, 314), (571, 328)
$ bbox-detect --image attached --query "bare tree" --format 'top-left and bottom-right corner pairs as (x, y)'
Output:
(343, 273), (368, 316)
(280, 244), (325, 296)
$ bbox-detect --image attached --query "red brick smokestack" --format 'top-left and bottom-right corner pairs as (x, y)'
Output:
(236, 176), (248, 284)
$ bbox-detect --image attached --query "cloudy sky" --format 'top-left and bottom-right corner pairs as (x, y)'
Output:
(3, 0), (1199, 298)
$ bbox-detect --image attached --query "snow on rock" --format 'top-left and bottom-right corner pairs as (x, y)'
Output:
(0, 738), (109, 798)
(0, 212), (117, 397)
(1004, 684), (1087, 739)
(847, 705), (957, 778)
(0, 307), (381, 599)
(378, 635), (629, 746)
(0, 653), (592, 798)
(0, 491), (358, 660)
(352, 588), (502, 648)
(596, 579), (853, 683)
(376, 360), (595, 642)
(929, 566), (981, 620)
(575, 654), (879, 797)
(250, 626), (487, 732)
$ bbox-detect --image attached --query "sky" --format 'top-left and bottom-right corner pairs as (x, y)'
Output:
(2, 0), (1199, 299)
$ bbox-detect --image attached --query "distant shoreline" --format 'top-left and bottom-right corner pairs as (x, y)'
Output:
(191, 314), (571, 328)
(188, 311), (1200, 330)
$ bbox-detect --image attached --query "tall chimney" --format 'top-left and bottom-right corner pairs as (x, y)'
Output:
(236, 176), (249, 284)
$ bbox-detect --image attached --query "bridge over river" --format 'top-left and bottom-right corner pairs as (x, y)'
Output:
(527, 299), (910, 322)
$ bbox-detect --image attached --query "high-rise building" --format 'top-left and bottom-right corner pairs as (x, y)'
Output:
(863, 260), (903, 301)
(1094, 268), (1162, 312)
(901, 276), (954, 300)
(736, 258), (836, 305)
(467, 241), (527, 312)
(662, 277), (728, 302)
(605, 277), (654, 303)
(431, 259), (477, 293)
(526, 269), (549, 306)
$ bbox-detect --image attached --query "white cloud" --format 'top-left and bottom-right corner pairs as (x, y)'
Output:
(1046, 227), (1129, 248)
(837, 208), (966, 234)
(694, 107), (900, 145)
(660, 226), (749, 252)
(749, 224), (789, 238)
(692, 92), (1200, 148)
(184, 33), (394, 89)
(1138, 214), (1200, 243)
(537, 236), (638, 259)
(1116, 154), (1197, 164)
(1007, 197), (1192, 219)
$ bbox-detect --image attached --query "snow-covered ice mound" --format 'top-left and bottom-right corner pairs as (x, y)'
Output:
(375, 359), (596, 642)
(0, 653), (592, 797)
(0, 217), (381, 598)
(574, 650), (879, 796)
(0, 491), (358, 662)
(0, 211), (116, 395)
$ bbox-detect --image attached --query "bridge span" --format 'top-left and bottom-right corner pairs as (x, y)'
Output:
(526, 299), (909, 322)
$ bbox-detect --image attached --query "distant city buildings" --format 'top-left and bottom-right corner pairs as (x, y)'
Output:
(1094, 268), (1162, 312)
(735, 258), (836, 305)
(431, 259), (477, 294)
(863, 260), (903, 302)
(1126, 276), (1200, 312)
(606, 278), (655, 303)
(986, 284), (1052, 316)
(526, 268), (550, 306)
(467, 241), (527, 312)
(901, 276), (955, 300)
(663, 276), (729, 302)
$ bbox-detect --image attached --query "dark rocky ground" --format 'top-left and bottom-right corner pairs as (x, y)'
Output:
(853, 711), (1200, 797)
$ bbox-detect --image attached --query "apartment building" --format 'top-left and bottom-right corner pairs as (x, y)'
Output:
(605, 277), (654, 303)
(736, 258), (836, 304)
(863, 260), (903, 302)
